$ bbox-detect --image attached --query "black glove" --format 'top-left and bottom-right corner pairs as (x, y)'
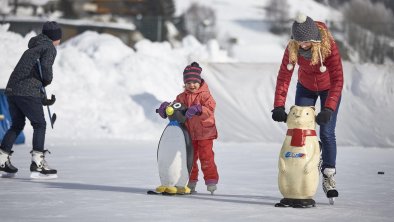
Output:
(42, 94), (56, 106)
(316, 108), (333, 125)
(271, 107), (287, 122)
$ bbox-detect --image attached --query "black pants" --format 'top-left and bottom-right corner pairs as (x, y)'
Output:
(1, 96), (46, 152)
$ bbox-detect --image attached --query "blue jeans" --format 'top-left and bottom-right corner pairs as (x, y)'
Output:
(1, 96), (46, 152)
(295, 83), (341, 171)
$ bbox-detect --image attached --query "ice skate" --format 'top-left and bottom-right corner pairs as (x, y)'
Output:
(0, 149), (18, 178)
(187, 182), (197, 194)
(30, 150), (57, 179)
(322, 168), (338, 205)
(207, 184), (217, 195)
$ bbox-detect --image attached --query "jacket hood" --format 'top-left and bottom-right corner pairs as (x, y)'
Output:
(28, 33), (53, 49)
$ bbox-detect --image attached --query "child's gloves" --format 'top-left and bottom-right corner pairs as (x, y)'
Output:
(316, 108), (333, 125)
(185, 105), (202, 119)
(271, 106), (287, 122)
(157, 101), (170, 119)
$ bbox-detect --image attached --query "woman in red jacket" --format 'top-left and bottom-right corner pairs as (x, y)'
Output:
(157, 62), (219, 194)
(272, 14), (343, 199)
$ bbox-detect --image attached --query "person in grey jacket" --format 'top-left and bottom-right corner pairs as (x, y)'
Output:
(0, 21), (61, 179)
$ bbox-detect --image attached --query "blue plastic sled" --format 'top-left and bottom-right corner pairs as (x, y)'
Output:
(0, 89), (25, 144)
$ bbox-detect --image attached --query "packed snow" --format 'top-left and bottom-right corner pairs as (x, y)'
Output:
(1, 23), (393, 147)
(175, 0), (342, 63)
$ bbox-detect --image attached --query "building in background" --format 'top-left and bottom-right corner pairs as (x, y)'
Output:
(2, 0), (178, 45)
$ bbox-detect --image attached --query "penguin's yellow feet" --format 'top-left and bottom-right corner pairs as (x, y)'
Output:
(176, 186), (191, 194)
(155, 185), (167, 193)
(154, 185), (181, 195)
(165, 186), (177, 194)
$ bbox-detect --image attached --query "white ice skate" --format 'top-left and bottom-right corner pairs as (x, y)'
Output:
(207, 184), (217, 195)
(322, 168), (338, 205)
(0, 149), (18, 178)
(30, 150), (58, 179)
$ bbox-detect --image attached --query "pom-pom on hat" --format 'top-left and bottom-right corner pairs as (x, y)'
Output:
(291, 13), (320, 42)
(42, 21), (62, 41)
(183, 62), (202, 84)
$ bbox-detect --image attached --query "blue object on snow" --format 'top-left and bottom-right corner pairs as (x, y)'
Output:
(0, 89), (25, 144)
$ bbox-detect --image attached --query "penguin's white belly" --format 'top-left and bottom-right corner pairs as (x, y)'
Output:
(158, 125), (189, 187)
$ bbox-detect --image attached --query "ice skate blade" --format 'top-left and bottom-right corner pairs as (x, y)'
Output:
(329, 198), (335, 205)
(30, 172), (58, 179)
(1, 172), (16, 178)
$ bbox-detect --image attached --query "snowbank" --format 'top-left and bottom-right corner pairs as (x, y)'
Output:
(0, 24), (232, 141)
(174, 0), (342, 63)
(0, 25), (393, 147)
(204, 63), (394, 147)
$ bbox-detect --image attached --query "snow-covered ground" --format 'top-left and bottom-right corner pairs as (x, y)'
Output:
(1, 140), (393, 222)
(1, 24), (393, 147)
(175, 0), (342, 63)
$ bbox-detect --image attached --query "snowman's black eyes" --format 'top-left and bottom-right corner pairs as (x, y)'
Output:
(306, 113), (309, 115)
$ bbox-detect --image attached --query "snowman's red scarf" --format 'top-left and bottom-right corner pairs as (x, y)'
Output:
(287, 129), (317, 147)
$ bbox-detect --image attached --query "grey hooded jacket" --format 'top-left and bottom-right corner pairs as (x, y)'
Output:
(5, 33), (56, 98)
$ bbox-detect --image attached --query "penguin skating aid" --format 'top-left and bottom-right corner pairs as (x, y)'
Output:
(148, 103), (193, 195)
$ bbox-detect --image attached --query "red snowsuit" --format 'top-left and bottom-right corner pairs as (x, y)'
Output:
(175, 80), (219, 185)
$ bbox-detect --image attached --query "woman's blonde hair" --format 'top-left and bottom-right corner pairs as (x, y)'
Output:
(288, 24), (333, 66)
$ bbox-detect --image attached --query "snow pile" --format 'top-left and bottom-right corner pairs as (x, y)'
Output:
(51, 31), (233, 139)
(204, 63), (394, 147)
(1, 22), (393, 147)
(174, 0), (342, 63)
(0, 24), (35, 85)
(0, 25), (232, 140)
(339, 64), (394, 147)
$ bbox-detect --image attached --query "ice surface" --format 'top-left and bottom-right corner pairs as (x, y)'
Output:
(1, 140), (393, 221)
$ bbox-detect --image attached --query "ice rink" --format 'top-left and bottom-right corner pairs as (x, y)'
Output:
(1, 139), (393, 222)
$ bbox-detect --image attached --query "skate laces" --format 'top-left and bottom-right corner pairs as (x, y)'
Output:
(40, 150), (53, 170)
(31, 150), (52, 169)
(323, 173), (336, 189)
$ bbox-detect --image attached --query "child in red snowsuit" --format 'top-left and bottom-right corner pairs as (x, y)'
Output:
(157, 62), (219, 194)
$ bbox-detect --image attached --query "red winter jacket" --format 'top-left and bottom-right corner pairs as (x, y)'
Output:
(175, 80), (218, 140)
(274, 22), (344, 111)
